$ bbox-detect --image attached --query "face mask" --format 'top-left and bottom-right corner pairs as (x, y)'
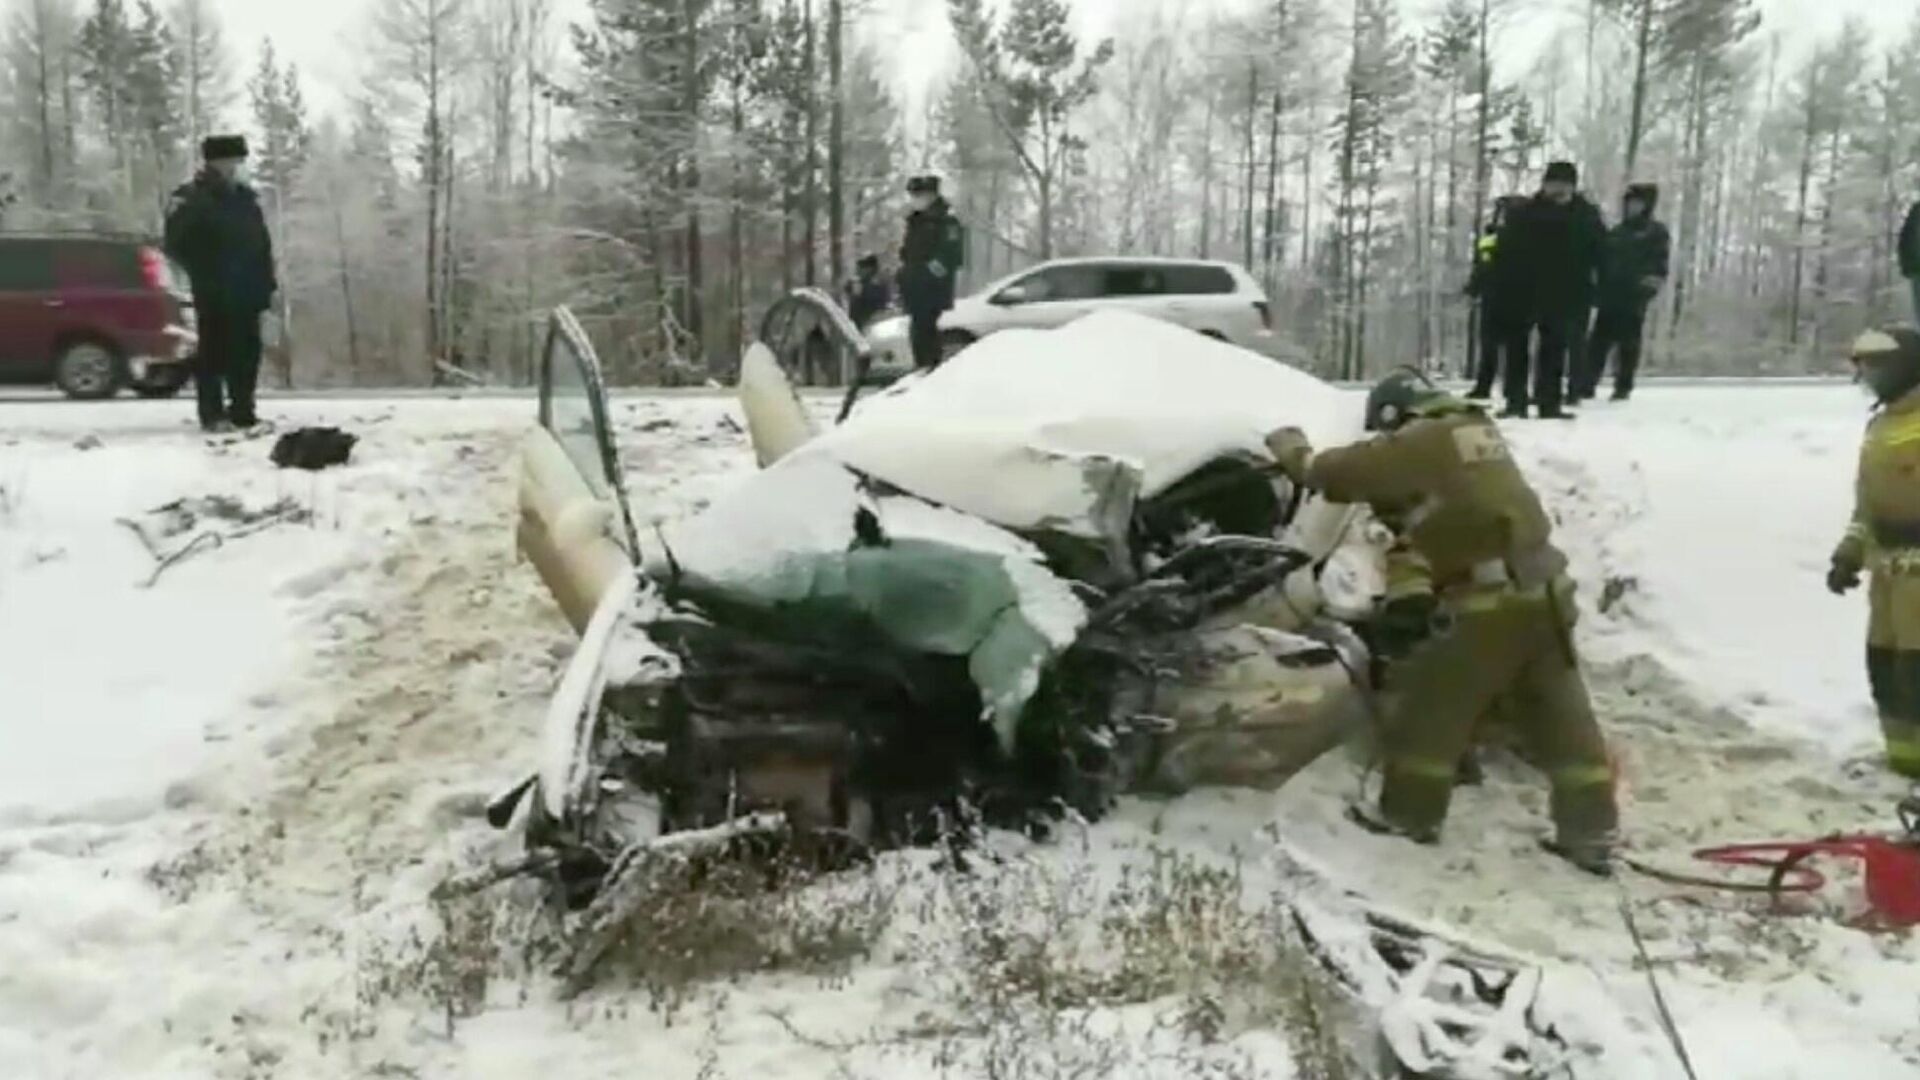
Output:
(910, 195), (934, 212)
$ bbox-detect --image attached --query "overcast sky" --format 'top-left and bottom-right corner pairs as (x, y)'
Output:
(205, 0), (1909, 126)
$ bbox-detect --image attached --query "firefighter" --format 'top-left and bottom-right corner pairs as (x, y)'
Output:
(165, 134), (277, 434)
(1465, 195), (1527, 405)
(1266, 369), (1619, 875)
(896, 176), (966, 370)
(1829, 328), (1920, 779)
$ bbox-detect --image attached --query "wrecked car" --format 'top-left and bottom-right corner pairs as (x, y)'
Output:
(491, 300), (1391, 896)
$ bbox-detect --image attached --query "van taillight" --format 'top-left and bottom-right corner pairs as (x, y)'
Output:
(138, 246), (167, 290)
(1253, 300), (1272, 330)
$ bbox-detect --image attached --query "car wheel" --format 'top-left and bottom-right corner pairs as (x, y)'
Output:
(53, 340), (123, 400)
(133, 368), (190, 399)
(939, 330), (976, 361)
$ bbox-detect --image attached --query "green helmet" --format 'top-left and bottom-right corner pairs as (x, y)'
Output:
(1365, 367), (1445, 432)
(1851, 327), (1920, 405)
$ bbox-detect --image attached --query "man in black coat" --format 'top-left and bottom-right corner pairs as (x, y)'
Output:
(845, 253), (891, 331)
(1495, 161), (1606, 420)
(1577, 183), (1669, 403)
(896, 175), (965, 370)
(165, 135), (278, 433)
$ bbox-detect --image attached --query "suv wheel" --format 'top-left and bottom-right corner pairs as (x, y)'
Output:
(54, 341), (123, 400)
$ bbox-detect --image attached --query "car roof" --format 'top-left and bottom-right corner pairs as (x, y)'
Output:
(1037, 255), (1247, 271)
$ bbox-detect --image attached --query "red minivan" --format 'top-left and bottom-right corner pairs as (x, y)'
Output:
(0, 233), (198, 399)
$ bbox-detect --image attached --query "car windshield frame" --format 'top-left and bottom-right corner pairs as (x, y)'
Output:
(538, 306), (643, 566)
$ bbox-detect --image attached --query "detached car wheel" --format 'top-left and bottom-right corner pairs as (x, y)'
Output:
(54, 341), (123, 400)
(133, 366), (191, 399)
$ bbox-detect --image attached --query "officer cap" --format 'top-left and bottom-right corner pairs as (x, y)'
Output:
(202, 134), (249, 161)
(906, 175), (941, 195)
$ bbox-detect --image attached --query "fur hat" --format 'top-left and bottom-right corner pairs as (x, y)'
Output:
(201, 135), (249, 161)
(906, 175), (941, 196)
(1543, 160), (1578, 185)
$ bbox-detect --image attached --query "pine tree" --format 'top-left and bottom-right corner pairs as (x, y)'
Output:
(948, 0), (1113, 258)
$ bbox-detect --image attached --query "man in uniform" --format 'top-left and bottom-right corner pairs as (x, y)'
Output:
(846, 253), (891, 332)
(1497, 161), (1605, 420)
(896, 176), (965, 370)
(1829, 328), (1920, 779)
(1576, 183), (1669, 404)
(1267, 369), (1620, 875)
(1465, 195), (1526, 405)
(165, 134), (277, 433)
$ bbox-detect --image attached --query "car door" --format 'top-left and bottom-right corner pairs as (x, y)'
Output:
(0, 239), (59, 377)
(1156, 263), (1244, 339)
(518, 306), (643, 634)
(981, 263), (1106, 331)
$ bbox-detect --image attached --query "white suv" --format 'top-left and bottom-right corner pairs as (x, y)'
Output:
(865, 257), (1284, 375)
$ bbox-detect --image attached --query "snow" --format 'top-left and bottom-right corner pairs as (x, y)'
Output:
(802, 311), (1361, 539)
(2, 385), (1918, 1079)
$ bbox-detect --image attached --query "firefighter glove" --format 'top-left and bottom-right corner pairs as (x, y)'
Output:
(1265, 427), (1313, 484)
(1375, 593), (1440, 659)
(1828, 554), (1863, 596)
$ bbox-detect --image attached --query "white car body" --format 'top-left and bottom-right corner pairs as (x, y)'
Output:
(866, 256), (1288, 375)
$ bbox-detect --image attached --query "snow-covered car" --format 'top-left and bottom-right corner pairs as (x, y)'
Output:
(496, 305), (1387, 912)
(865, 257), (1290, 375)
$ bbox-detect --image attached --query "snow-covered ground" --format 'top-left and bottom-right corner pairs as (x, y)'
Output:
(0, 386), (1915, 1079)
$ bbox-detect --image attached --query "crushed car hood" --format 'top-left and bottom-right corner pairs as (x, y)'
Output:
(802, 310), (1361, 541)
(643, 454), (1086, 749)
(636, 311), (1360, 750)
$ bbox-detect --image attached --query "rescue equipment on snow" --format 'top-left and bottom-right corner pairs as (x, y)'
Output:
(1626, 795), (1920, 930)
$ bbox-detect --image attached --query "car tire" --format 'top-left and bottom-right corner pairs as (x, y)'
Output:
(53, 340), (123, 400)
(939, 330), (976, 362)
(133, 368), (190, 399)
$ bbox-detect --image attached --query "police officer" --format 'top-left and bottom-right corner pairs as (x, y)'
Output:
(1465, 195), (1526, 405)
(165, 134), (277, 433)
(1576, 183), (1669, 403)
(1829, 328), (1920, 779)
(846, 253), (891, 331)
(897, 176), (965, 370)
(1267, 369), (1620, 875)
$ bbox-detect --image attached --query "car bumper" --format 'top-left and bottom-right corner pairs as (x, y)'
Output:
(128, 326), (199, 380)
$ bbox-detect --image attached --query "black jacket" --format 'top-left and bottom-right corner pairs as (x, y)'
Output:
(1900, 202), (1920, 280)
(897, 198), (965, 313)
(1597, 184), (1670, 309)
(846, 274), (890, 329)
(164, 171), (277, 314)
(1496, 191), (1606, 319)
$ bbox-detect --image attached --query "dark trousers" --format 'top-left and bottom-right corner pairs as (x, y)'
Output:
(1582, 301), (1649, 399)
(908, 308), (942, 370)
(1471, 305), (1515, 399)
(1506, 311), (1582, 414)
(194, 305), (263, 428)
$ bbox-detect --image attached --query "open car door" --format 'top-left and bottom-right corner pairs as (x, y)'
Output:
(517, 307), (642, 633)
